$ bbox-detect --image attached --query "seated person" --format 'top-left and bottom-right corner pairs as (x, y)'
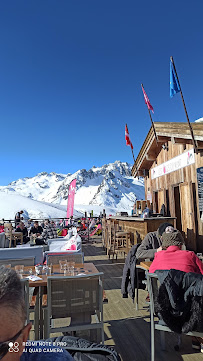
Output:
(136, 222), (174, 260)
(16, 222), (30, 244)
(149, 230), (203, 274)
(149, 229), (203, 350)
(29, 221), (43, 238)
(0, 266), (73, 361)
(35, 219), (58, 245)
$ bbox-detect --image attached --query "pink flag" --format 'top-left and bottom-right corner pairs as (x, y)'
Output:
(66, 179), (76, 224)
(141, 84), (154, 113)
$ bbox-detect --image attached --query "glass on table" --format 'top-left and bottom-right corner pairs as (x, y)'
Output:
(15, 265), (24, 277)
(43, 265), (52, 276)
(35, 265), (43, 275)
(28, 268), (33, 275)
(59, 260), (68, 272)
(69, 262), (75, 276)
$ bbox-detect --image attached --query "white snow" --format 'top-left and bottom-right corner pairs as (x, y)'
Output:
(0, 191), (82, 220)
(195, 118), (203, 123)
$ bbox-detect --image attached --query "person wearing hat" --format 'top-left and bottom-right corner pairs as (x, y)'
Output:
(149, 230), (203, 274)
(149, 230), (203, 351)
(136, 222), (174, 260)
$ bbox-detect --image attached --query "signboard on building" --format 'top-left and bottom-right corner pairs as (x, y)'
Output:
(197, 167), (203, 220)
(151, 148), (195, 179)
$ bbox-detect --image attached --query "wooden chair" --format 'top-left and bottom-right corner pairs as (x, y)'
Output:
(4, 223), (23, 247)
(106, 220), (131, 259)
(46, 252), (84, 265)
(147, 272), (203, 361)
(102, 217), (107, 250)
(44, 273), (104, 343)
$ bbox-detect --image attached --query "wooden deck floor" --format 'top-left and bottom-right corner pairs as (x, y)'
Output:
(84, 238), (203, 361)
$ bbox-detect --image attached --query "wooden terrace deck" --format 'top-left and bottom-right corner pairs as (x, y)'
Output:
(84, 237), (203, 361)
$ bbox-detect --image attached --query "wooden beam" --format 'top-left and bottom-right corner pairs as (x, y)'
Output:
(170, 138), (203, 149)
(138, 170), (144, 177)
(196, 141), (203, 149)
(157, 136), (171, 143)
(146, 152), (157, 161)
(171, 137), (192, 145)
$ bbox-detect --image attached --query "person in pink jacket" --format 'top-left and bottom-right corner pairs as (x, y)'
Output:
(149, 229), (203, 351)
(149, 230), (203, 275)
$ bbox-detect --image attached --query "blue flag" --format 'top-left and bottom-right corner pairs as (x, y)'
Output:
(170, 59), (180, 97)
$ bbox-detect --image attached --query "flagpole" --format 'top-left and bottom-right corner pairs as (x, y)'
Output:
(147, 107), (158, 146)
(141, 84), (158, 146)
(131, 147), (136, 163)
(170, 56), (197, 152)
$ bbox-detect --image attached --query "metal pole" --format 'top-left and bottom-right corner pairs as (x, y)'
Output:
(147, 108), (158, 146)
(170, 56), (197, 152)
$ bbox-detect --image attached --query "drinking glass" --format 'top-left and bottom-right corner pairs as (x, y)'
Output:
(59, 260), (67, 272)
(28, 268), (33, 275)
(35, 265), (43, 275)
(15, 265), (24, 274)
(43, 265), (52, 276)
(69, 262), (75, 276)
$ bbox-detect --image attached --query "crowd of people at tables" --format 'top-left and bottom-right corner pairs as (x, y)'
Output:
(12, 211), (102, 246)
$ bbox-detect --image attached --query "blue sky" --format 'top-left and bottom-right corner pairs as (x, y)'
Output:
(0, 0), (203, 185)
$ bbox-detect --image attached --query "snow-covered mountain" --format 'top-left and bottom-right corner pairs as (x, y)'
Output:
(0, 161), (145, 218)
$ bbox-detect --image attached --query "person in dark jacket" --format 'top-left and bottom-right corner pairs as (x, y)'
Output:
(29, 221), (43, 237)
(121, 244), (146, 301)
(15, 210), (24, 228)
(136, 222), (174, 260)
(16, 222), (30, 244)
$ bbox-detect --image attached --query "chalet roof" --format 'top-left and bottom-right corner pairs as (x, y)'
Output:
(131, 122), (203, 177)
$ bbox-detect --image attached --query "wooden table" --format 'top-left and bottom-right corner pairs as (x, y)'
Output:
(23, 263), (99, 287)
(139, 261), (152, 271)
(22, 263), (102, 339)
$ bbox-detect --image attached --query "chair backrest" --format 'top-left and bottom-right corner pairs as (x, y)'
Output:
(4, 223), (13, 233)
(147, 273), (160, 316)
(47, 273), (103, 319)
(20, 279), (30, 323)
(0, 233), (6, 248)
(0, 257), (35, 267)
(0, 246), (43, 265)
(46, 252), (84, 265)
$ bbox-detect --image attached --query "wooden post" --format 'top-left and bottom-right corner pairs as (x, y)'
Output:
(170, 56), (197, 152)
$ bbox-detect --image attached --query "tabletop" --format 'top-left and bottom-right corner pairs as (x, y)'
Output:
(139, 261), (152, 271)
(22, 263), (100, 287)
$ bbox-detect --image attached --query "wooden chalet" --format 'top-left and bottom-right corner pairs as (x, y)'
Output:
(131, 122), (203, 252)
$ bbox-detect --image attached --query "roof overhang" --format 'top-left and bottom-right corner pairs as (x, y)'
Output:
(132, 122), (203, 177)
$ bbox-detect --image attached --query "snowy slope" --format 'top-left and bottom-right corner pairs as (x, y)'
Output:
(0, 161), (145, 218)
(0, 191), (82, 220)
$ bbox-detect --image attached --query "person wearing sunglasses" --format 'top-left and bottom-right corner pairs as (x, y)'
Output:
(0, 267), (73, 361)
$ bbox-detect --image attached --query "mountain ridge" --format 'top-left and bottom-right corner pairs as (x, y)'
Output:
(0, 161), (145, 217)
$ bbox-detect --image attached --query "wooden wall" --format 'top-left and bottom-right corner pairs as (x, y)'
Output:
(145, 141), (203, 251)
